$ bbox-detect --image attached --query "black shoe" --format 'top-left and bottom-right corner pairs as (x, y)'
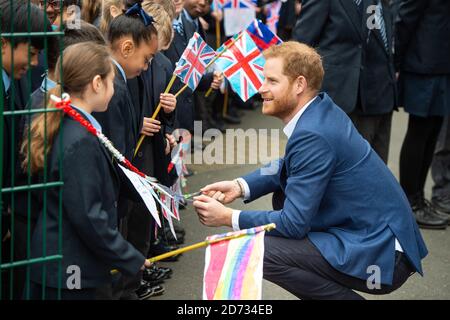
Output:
(426, 199), (450, 225)
(164, 225), (185, 238)
(143, 266), (167, 283)
(136, 280), (164, 300)
(162, 227), (185, 245)
(173, 224), (186, 236)
(146, 284), (165, 298)
(143, 265), (172, 283)
(223, 114), (241, 124)
(149, 240), (181, 261)
(154, 265), (173, 278)
(411, 199), (447, 230)
(432, 196), (450, 214)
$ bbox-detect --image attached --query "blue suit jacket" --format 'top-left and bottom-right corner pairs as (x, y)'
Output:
(240, 93), (428, 285)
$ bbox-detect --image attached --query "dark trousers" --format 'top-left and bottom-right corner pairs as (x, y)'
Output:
(120, 201), (153, 299)
(349, 112), (393, 164)
(263, 236), (414, 300)
(400, 115), (444, 198)
(431, 116), (450, 200)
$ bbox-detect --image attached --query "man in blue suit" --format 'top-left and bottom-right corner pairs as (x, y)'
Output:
(193, 42), (428, 299)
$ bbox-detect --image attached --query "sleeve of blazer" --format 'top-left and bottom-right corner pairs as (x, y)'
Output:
(239, 131), (336, 239)
(94, 82), (127, 155)
(241, 159), (284, 202)
(62, 137), (145, 276)
(292, 0), (330, 46)
(394, 0), (428, 71)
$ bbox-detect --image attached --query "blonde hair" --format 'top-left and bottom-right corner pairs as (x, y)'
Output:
(81, 0), (102, 24)
(142, 1), (173, 49)
(21, 42), (113, 174)
(263, 41), (324, 93)
(99, 0), (124, 35)
(149, 0), (175, 21)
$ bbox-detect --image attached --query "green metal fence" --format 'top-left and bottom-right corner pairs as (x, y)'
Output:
(1, 0), (65, 300)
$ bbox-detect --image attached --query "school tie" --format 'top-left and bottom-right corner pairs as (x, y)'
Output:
(376, 1), (389, 51)
(173, 19), (184, 37)
(353, 0), (363, 19)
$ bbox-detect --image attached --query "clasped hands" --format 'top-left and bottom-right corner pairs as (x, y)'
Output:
(193, 180), (243, 228)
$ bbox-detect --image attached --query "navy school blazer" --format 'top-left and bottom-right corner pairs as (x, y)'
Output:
(31, 114), (145, 289)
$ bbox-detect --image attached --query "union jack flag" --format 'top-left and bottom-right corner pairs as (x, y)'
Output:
(223, 0), (256, 9)
(215, 32), (265, 102)
(246, 19), (282, 52)
(211, 0), (229, 10)
(174, 33), (216, 91)
(265, 1), (282, 34)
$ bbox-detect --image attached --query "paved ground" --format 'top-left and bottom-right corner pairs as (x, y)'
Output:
(154, 107), (450, 300)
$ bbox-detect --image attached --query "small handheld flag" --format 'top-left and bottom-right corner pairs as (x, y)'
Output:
(246, 19), (282, 51)
(174, 32), (216, 91)
(214, 31), (265, 102)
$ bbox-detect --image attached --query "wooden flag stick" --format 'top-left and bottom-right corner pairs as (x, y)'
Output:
(174, 84), (189, 98)
(222, 86), (229, 117)
(111, 223), (276, 275)
(134, 74), (177, 157)
(204, 32), (244, 98)
(215, 16), (221, 51)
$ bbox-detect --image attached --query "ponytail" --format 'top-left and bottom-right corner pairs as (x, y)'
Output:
(21, 42), (113, 174)
(21, 85), (64, 174)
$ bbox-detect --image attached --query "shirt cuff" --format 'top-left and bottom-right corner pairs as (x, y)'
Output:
(236, 177), (250, 201)
(232, 210), (241, 231)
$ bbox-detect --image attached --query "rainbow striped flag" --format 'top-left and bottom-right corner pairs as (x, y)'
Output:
(203, 226), (266, 300)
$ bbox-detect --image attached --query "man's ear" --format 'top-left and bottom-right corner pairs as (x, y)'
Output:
(295, 75), (307, 95)
(120, 39), (135, 59)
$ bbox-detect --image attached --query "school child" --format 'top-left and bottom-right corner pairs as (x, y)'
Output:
(123, 1), (179, 299)
(38, 0), (82, 29)
(21, 42), (150, 300)
(12, 20), (108, 300)
(98, 0), (125, 35)
(0, 0), (51, 299)
(93, 7), (159, 160)
(91, 3), (162, 299)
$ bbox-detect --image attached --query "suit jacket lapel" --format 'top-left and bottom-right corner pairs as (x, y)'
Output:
(173, 31), (187, 58)
(182, 13), (196, 41)
(339, 0), (365, 41)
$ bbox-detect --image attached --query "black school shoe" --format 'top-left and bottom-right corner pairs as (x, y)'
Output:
(411, 199), (447, 229)
(432, 195), (450, 214)
(143, 265), (172, 283)
(148, 239), (181, 262)
(135, 280), (165, 300)
(161, 228), (185, 245)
